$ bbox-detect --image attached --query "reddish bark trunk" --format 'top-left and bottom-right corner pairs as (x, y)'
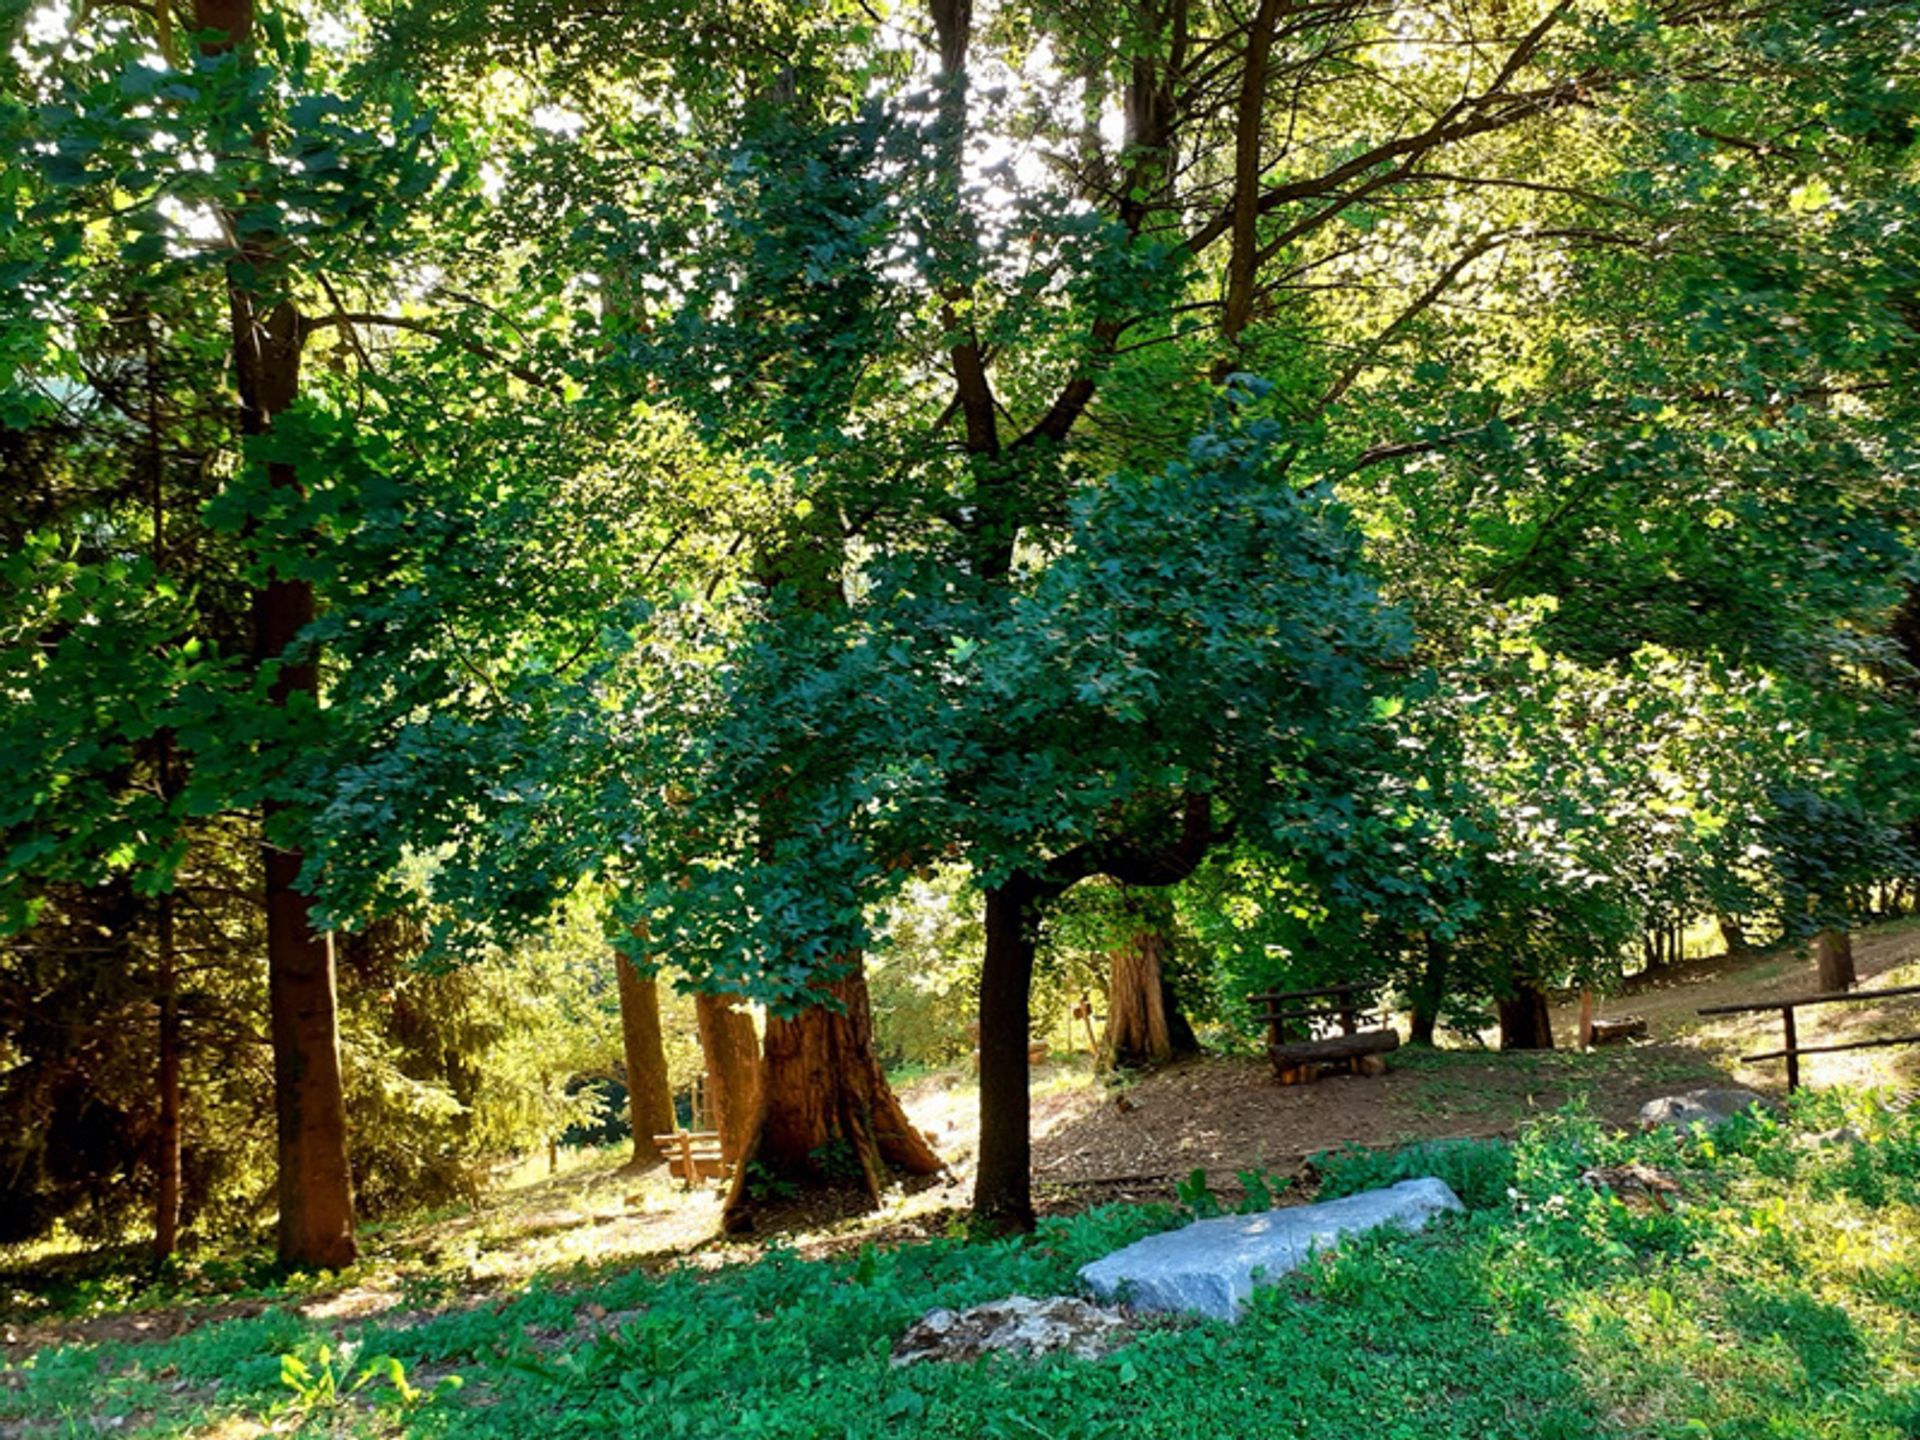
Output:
(1101, 929), (1177, 1069)
(695, 992), (759, 1163)
(243, 314), (356, 1270)
(198, 0), (358, 1263)
(1497, 984), (1555, 1051)
(616, 957), (674, 1168)
(721, 961), (942, 1232)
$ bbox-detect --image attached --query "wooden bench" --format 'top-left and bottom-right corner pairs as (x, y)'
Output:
(1589, 1015), (1648, 1045)
(1250, 983), (1400, 1085)
(652, 1130), (726, 1185)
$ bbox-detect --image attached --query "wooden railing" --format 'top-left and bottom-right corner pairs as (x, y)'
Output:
(1696, 983), (1920, 1092)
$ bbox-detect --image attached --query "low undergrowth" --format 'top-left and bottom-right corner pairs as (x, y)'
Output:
(5, 1091), (1920, 1438)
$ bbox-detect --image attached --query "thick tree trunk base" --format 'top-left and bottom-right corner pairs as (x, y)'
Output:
(1816, 929), (1856, 992)
(721, 965), (941, 1234)
(1102, 930), (1177, 1070)
(266, 841), (356, 1271)
(1497, 985), (1555, 1052)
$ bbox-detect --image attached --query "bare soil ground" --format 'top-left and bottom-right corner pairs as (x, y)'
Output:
(8, 924), (1920, 1358)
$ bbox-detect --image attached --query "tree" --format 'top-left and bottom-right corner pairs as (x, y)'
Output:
(321, 0), (1920, 1230)
(2, 0), (462, 1266)
(615, 955), (673, 1169)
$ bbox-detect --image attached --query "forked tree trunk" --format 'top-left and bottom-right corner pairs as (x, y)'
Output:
(615, 956), (674, 1169)
(1816, 928), (1856, 992)
(1497, 983), (1555, 1051)
(974, 877), (1046, 1233)
(695, 992), (759, 1163)
(721, 962), (942, 1232)
(1102, 929), (1173, 1069)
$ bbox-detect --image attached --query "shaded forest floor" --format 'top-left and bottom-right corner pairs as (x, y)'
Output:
(6, 924), (1920, 1367)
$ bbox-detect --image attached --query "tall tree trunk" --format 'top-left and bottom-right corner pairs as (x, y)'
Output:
(694, 992), (759, 1163)
(721, 961), (942, 1232)
(248, 309), (357, 1272)
(1497, 984), (1555, 1051)
(1102, 928), (1175, 1069)
(153, 888), (182, 1261)
(264, 831), (356, 1268)
(615, 956), (673, 1170)
(974, 876), (1045, 1233)
(195, 0), (355, 1274)
(1408, 935), (1448, 1046)
(1816, 928), (1856, 992)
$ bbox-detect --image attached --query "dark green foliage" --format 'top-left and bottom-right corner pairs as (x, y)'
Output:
(1314, 1137), (1518, 1213)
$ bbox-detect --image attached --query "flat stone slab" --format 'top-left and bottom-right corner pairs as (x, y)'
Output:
(1078, 1177), (1464, 1321)
(1637, 1087), (1770, 1131)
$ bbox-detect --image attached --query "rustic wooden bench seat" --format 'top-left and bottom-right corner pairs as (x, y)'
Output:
(1250, 983), (1400, 1085)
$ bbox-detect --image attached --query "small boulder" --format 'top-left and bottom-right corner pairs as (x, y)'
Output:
(1637, 1088), (1771, 1131)
(891, 1296), (1131, 1366)
(1078, 1177), (1464, 1322)
(1798, 1124), (1865, 1149)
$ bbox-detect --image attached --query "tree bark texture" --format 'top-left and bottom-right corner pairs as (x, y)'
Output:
(615, 957), (674, 1169)
(973, 877), (1044, 1232)
(1497, 984), (1555, 1051)
(194, 0), (356, 1273)
(721, 961), (942, 1232)
(1816, 928), (1856, 992)
(1101, 928), (1195, 1069)
(695, 992), (760, 1164)
(1408, 936), (1448, 1046)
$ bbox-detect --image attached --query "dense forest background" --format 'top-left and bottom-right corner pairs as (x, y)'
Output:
(3, 0), (1918, 1264)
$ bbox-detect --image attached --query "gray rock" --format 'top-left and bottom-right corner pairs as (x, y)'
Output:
(1637, 1087), (1771, 1131)
(1798, 1123), (1865, 1149)
(1078, 1177), (1464, 1321)
(891, 1296), (1132, 1366)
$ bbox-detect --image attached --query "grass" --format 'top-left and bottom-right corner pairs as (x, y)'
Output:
(6, 1091), (1920, 1439)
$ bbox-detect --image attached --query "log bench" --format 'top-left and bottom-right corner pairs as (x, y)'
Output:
(1250, 983), (1401, 1085)
(652, 1130), (726, 1185)
(1589, 1015), (1649, 1045)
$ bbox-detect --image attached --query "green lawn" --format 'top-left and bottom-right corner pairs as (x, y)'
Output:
(5, 1092), (1919, 1438)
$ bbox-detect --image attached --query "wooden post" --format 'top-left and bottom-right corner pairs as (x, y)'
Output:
(678, 1130), (696, 1187)
(1577, 988), (1595, 1050)
(1782, 1007), (1800, 1093)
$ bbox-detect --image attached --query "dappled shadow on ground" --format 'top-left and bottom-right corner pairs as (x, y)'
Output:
(1030, 1042), (1737, 1200)
(14, 929), (1920, 1363)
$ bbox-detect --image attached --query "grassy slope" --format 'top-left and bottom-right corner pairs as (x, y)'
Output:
(5, 1091), (1920, 1439)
